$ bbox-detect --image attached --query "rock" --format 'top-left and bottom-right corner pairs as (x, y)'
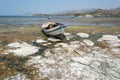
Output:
(98, 35), (119, 42)
(42, 43), (52, 46)
(97, 35), (120, 48)
(48, 38), (61, 42)
(44, 49), (53, 57)
(117, 35), (120, 39)
(2, 42), (39, 57)
(64, 32), (71, 36)
(83, 39), (94, 46)
(111, 48), (120, 54)
(4, 73), (29, 80)
(76, 33), (89, 38)
(47, 43), (52, 45)
(36, 39), (47, 43)
(70, 41), (80, 44)
(55, 43), (69, 47)
(64, 33), (73, 40)
(66, 35), (74, 40)
(74, 50), (86, 56)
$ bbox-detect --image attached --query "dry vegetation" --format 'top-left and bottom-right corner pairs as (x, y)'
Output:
(0, 26), (46, 48)
(0, 61), (17, 79)
(66, 26), (120, 34)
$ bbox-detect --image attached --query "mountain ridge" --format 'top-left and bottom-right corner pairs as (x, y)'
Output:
(33, 7), (120, 17)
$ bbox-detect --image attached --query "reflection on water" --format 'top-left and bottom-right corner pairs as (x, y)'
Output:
(0, 16), (120, 26)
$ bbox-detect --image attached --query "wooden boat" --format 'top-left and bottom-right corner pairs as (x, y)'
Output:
(48, 16), (52, 19)
(41, 22), (66, 39)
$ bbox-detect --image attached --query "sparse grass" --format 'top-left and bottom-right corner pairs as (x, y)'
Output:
(0, 61), (17, 79)
(96, 41), (109, 48)
(66, 26), (120, 34)
(0, 54), (34, 79)
(0, 25), (120, 45)
(0, 26), (47, 43)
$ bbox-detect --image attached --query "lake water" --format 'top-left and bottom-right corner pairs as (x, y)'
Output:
(0, 16), (119, 27)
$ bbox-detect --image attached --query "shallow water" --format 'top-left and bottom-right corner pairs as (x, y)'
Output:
(0, 16), (120, 27)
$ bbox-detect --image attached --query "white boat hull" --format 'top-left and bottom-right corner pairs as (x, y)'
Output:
(41, 22), (66, 39)
(44, 27), (65, 36)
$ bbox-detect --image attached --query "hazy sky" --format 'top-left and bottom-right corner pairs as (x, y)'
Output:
(0, 0), (120, 15)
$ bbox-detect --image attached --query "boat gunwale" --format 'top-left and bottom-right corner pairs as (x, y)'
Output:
(42, 26), (66, 33)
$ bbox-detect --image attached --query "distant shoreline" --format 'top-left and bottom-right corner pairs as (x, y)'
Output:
(0, 16), (120, 27)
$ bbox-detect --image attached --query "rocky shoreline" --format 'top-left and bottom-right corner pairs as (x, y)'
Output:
(0, 32), (120, 80)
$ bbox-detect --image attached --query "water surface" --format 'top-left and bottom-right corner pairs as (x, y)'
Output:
(0, 16), (120, 27)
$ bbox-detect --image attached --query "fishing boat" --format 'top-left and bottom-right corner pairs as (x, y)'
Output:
(41, 22), (66, 39)
(48, 16), (52, 19)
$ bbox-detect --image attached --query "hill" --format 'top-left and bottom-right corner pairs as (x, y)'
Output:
(55, 7), (120, 17)
(33, 7), (120, 17)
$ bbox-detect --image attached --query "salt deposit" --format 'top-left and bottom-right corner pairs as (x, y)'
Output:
(97, 35), (120, 55)
(1, 34), (120, 80)
(3, 42), (39, 57)
(23, 38), (120, 79)
(25, 46), (120, 80)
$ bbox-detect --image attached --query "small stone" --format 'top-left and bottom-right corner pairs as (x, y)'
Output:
(76, 33), (89, 38)
(97, 35), (120, 48)
(111, 48), (120, 54)
(47, 43), (52, 45)
(117, 35), (120, 39)
(36, 39), (47, 43)
(55, 43), (68, 47)
(83, 39), (94, 46)
(98, 35), (119, 41)
(64, 32), (71, 36)
(74, 50), (86, 56)
(48, 38), (61, 42)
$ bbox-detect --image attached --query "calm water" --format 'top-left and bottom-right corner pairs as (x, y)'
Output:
(0, 16), (119, 27)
